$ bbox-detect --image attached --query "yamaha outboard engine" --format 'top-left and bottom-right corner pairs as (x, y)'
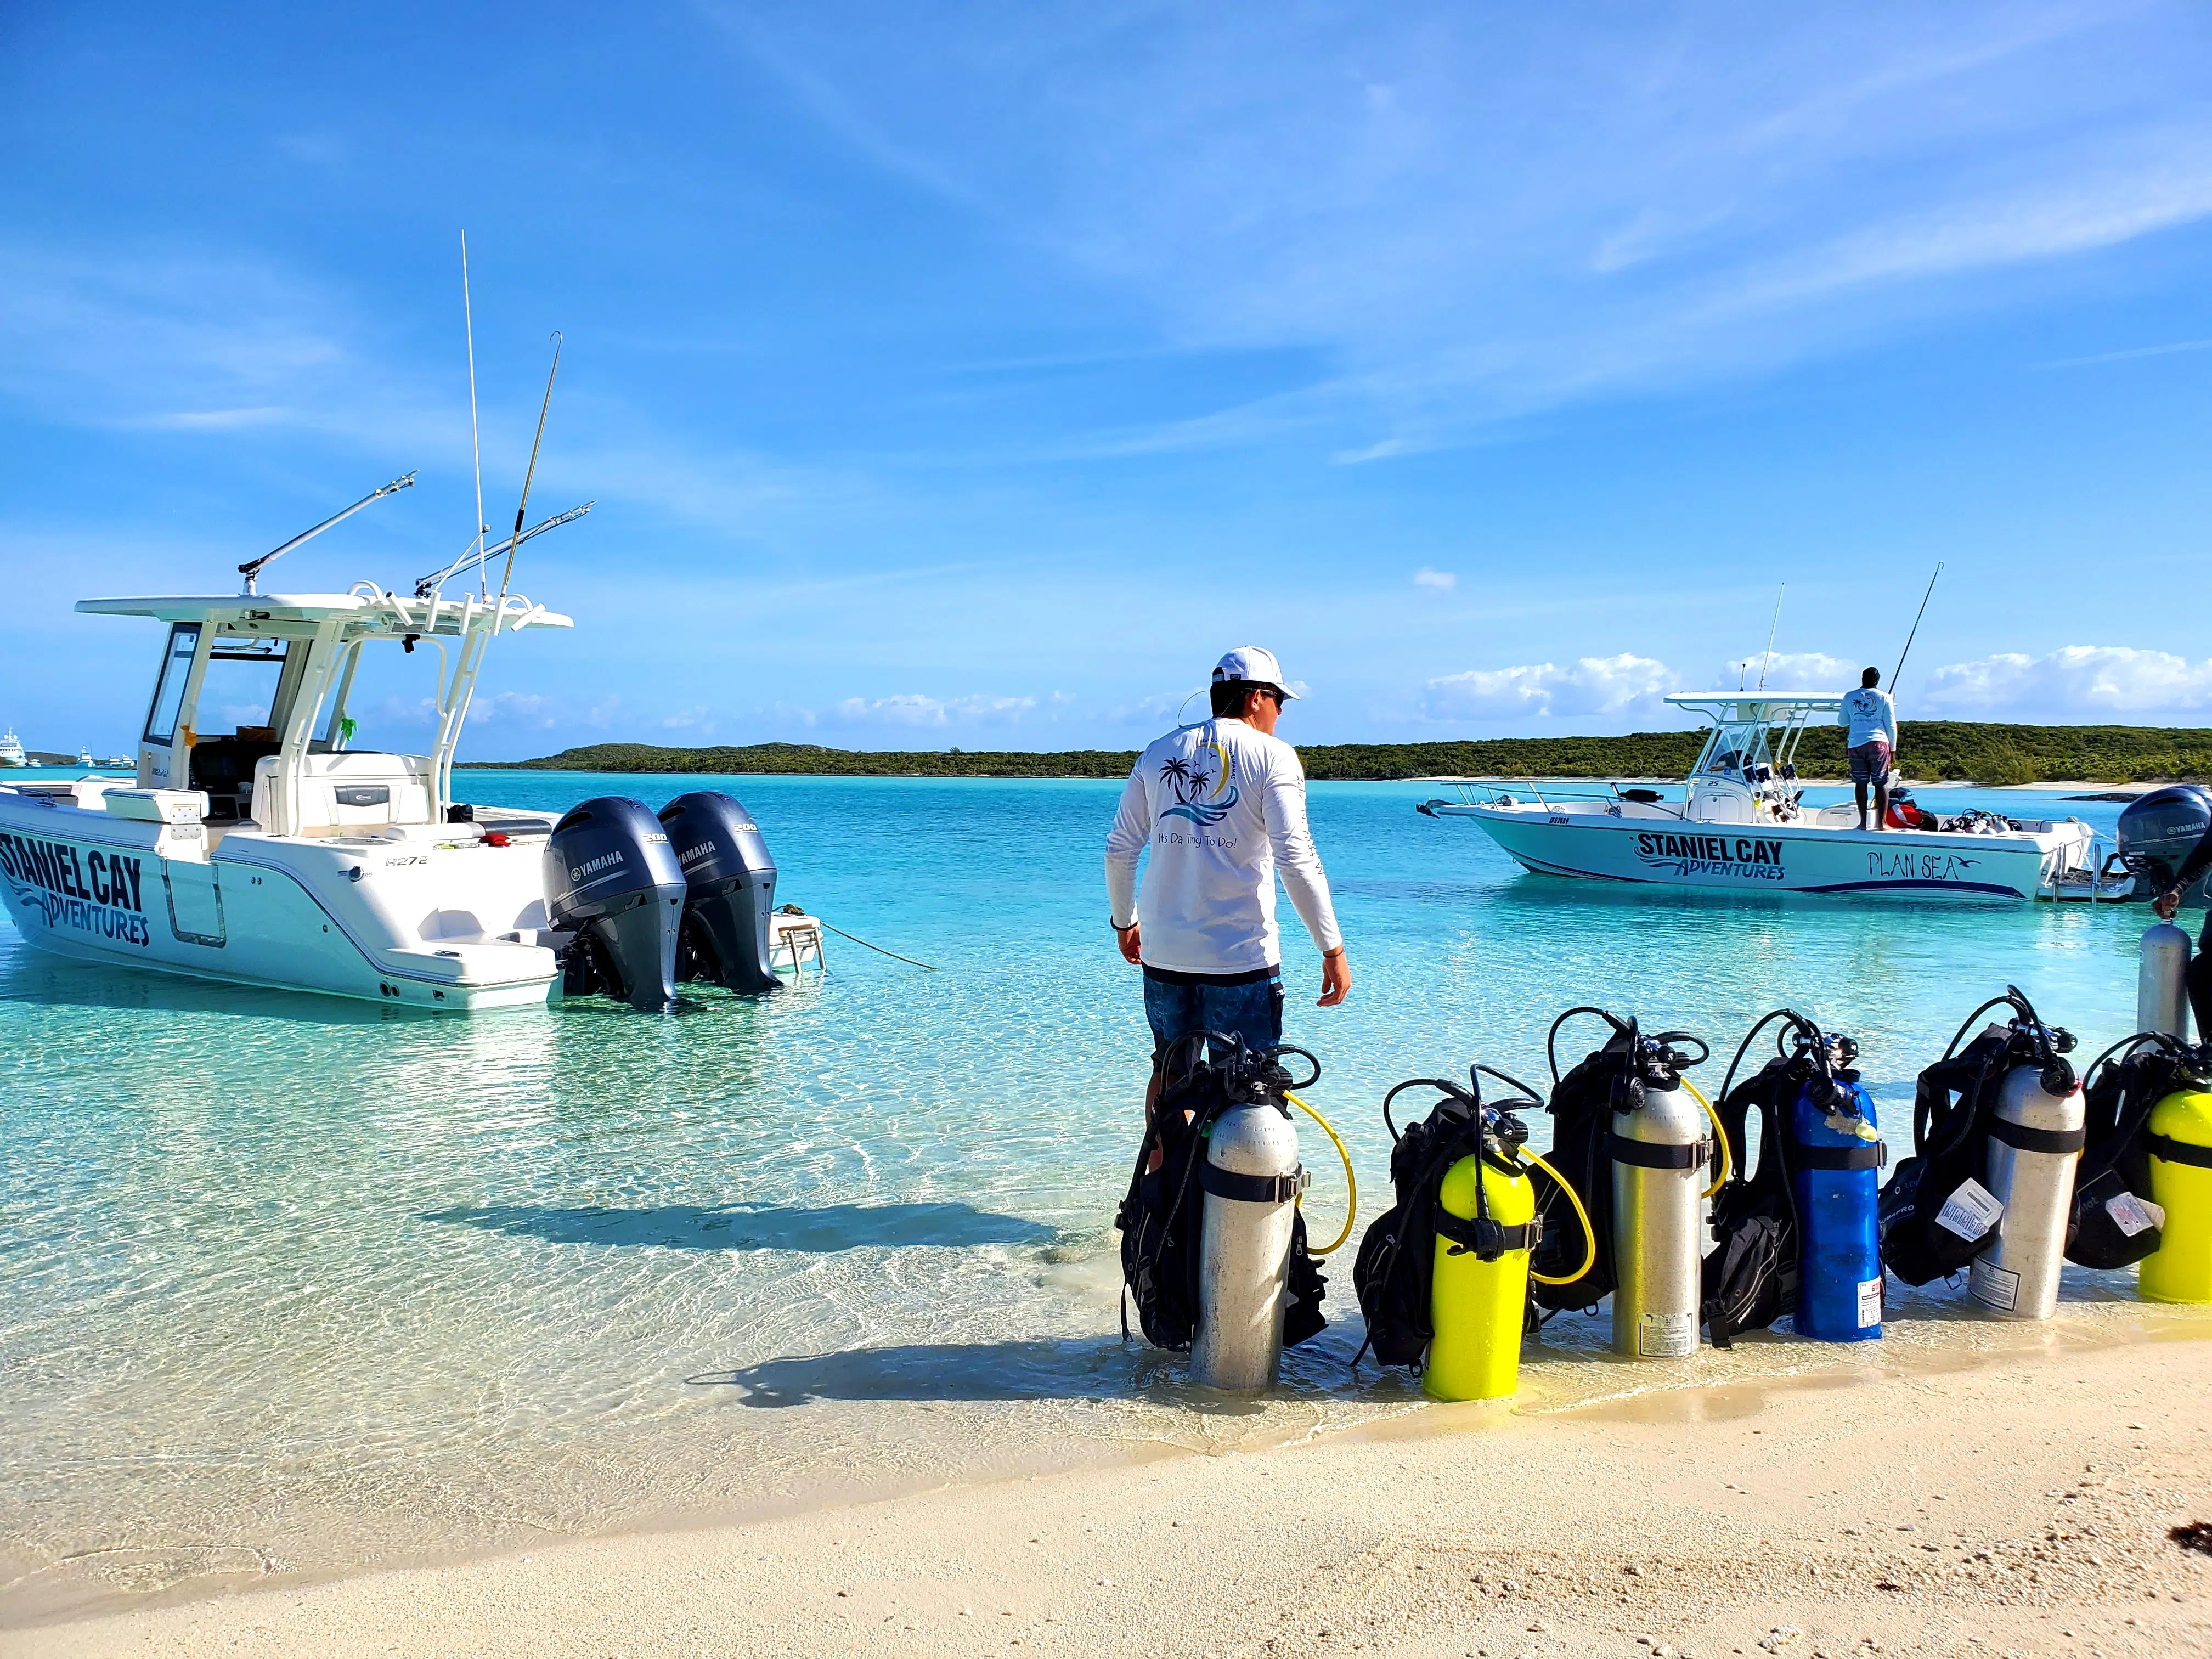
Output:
(545, 796), (685, 1009)
(660, 791), (783, 993)
(2120, 785), (2212, 901)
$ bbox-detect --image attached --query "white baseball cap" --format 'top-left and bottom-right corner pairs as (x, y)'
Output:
(1211, 646), (1299, 698)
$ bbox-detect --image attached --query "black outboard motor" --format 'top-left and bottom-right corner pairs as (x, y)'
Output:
(659, 791), (783, 993)
(545, 797), (686, 1009)
(2119, 784), (2212, 901)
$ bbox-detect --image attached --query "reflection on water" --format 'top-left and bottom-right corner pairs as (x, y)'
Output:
(0, 775), (2183, 1621)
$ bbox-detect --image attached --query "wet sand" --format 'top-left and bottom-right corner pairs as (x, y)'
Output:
(17, 1327), (2211, 1659)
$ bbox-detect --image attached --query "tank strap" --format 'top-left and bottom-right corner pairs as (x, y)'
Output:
(1988, 1118), (2086, 1156)
(1200, 1162), (1308, 1204)
(1435, 1208), (1544, 1260)
(1609, 1133), (1708, 1170)
(2147, 1131), (2212, 1170)
(1793, 1141), (1887, 1171)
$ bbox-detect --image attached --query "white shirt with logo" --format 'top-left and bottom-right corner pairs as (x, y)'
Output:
(1104, 718), (1344, 974)
(1838, 687), (1898, 749)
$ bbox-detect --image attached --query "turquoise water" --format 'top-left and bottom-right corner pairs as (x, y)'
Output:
(0, 774), (2195, 1620)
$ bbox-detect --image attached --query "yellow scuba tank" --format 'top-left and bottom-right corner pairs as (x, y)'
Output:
(2140, 1085), (2212, 1304)
(1426, 1069), (1596, 1403)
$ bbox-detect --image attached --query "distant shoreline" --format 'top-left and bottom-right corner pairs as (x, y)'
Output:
(460, 722), (2212, 786)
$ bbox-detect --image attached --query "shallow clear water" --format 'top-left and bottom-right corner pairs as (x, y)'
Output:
(1, 774), (2198, 1620)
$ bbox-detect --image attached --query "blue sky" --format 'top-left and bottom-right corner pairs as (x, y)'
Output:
(4, 2), (2211, 757)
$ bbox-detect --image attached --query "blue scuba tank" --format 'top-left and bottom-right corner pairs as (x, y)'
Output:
(1788, 1063), (1886, 1342)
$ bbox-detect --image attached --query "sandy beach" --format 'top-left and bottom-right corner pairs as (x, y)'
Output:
(15, 1325), (2209, 1659)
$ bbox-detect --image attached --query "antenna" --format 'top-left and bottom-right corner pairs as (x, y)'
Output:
(1891, 561), (1944, 691)
(239, 473), (416, 594)
(496, 332), (562, 621)
(1757, 583), (1785, 692)
(461, 230), (488, 599)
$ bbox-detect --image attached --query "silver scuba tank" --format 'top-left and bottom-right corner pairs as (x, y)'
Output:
(1192, 1102), (1304, 1390)
(1968, 1057), (2085, 1320)
(1611, 1063), (1711, 1359)
(2141, 922), (2194, 1042)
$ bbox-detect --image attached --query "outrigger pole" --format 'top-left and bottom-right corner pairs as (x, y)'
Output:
(414, 501), (594, 598)
(1891, 561), (1944, 690)
(239, 473), (416, 594)
(461, 230), (490, 599)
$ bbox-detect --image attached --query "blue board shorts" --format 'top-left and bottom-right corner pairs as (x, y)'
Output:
(1143, 965), (1283, 1064)
(1849, 740), (1892, 785)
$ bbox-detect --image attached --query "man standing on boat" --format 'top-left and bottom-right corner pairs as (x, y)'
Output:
(1838, 667), (1900, 831)
(1105, 647), (1350, 1079)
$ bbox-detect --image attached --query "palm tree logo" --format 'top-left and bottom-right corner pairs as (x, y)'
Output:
(1160, 754), (1200, 804)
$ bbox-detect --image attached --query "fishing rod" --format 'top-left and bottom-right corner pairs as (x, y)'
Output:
(495, 331), (562, 629)
(239, 473), (416, 594)
(414, 501), (594, 598)
(1758, 583), (1785, 691)
(1891, 561), (1943, 690)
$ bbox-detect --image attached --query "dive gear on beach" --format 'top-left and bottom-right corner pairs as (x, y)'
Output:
(2064, 1032), (2199, 1273)
(1192, 1046), (1317, 1390)
(545, 796), (686, 1009)
(1528, 1011), (1720, 1359)
(1879, 988), (2081, 1319)
(2143, 1071), (2212, 1303)
(660, 791), (783, 993)
(1703, 1011), (1885, 1346)
(1118, 1035), (1327, 1362)
(1350, 1064), (1592, 1398)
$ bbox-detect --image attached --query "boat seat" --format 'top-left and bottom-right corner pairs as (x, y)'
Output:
(251, 751), (437, 833)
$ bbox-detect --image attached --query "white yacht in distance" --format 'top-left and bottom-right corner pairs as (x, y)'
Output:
(0, 471), (805, 1010)
(0, 729), (24, 767)
(1418, 692), (2130, 902)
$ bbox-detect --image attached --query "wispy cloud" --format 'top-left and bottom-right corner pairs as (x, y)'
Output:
(1412, 568), (1456, 591)
(2035, 337), (2212, 370)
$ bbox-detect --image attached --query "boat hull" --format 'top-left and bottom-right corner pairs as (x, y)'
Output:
(1458, 805), (2066, 901)
(0, 797), (557, 1011)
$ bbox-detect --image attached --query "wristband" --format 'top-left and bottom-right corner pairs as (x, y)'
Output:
(1113, 919), (1137, 932)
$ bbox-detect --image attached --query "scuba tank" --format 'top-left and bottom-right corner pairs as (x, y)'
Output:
(1524, 1010), (1719, 1361)
(1192, 1047), (1313, 1391)
(2140, 922), (2194, 1042)
(1879, 986), (2080, 1318)
(1118, 1034), (1328, 1379)
(1350, 1065), (1595, 1401)
(1705, 1011), (1884, 1346)
(1610, 1028), (1718, 1359)
(2143, 1075), (2212, 1302)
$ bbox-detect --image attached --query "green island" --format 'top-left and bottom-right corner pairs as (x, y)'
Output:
(464, 723), (2212, 785)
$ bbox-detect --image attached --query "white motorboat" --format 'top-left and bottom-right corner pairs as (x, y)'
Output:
(0, 729), (24, 767)
(0, 480), (807, 1010)
(1417, 693), (2132, 903)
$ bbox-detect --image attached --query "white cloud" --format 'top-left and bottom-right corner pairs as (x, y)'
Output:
(1413, 567), (1457, 590)
(1711, 650), (1858, 691)
(1918, 646), (2212, 719)
(828, 692), (1039, 728)
(1424, 653), (1673, 721)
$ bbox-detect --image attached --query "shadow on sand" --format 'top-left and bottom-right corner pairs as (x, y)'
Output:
(421, 1199), (1058, 1254)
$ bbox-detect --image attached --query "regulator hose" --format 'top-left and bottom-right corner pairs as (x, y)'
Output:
(1285, 1090), (1357, 1256)
(1683, 1077), (1731, 1198)
(1523, 1147), (1596, 1287)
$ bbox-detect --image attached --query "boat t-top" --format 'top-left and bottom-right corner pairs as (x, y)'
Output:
(0, 472), (811, 1009)
(1416, 692), (2128, 902)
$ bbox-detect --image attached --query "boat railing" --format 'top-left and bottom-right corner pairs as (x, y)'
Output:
(1410, 776), (1680, 811)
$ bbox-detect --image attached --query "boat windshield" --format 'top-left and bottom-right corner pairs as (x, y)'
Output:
(196, 639), (291, 736)
(1693, 719), (1778, 780)
(143, 622), (201, 745)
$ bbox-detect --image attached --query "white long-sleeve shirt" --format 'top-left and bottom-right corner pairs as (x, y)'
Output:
(1104, 718), (1344, 975)
(1837, 687), (1899, 748)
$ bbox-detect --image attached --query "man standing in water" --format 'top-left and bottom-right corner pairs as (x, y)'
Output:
(2154, 817), (2212, 1040)
(1838, 666), (1901, 831)
(1105, 647), (1350, 1082)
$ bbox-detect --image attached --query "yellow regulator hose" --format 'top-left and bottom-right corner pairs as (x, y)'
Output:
(1284, 1091), (1357, 1256)
(1683, 1079), (1731, 1198)
(1522, 1148), (1598, 1287)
